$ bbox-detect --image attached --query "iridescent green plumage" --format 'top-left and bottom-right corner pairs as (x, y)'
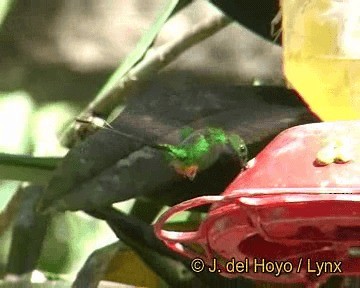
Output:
(159, 127), (248, 179)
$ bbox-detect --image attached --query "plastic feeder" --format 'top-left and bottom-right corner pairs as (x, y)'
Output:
(154, 120), (360, 288)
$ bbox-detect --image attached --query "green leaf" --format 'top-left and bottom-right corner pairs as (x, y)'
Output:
(0, 153), (61, 184)
(95, 0), (184, 103)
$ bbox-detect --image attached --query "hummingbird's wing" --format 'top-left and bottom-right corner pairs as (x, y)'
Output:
(38, 84), (318, 212)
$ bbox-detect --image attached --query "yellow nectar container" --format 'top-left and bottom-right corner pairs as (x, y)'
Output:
(282, 0), (360, 120)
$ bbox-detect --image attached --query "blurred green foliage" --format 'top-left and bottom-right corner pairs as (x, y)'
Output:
(0, 92), (119, 279)
(0, 0), (14, 29)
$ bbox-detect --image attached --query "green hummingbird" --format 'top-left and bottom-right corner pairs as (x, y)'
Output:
(76, 117), (248, 180)
(157, 127), (248, 180)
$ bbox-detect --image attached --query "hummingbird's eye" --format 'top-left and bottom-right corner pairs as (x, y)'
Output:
(239, 145), (247, 153)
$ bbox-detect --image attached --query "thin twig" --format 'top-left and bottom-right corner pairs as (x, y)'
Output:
(61, 13), (233, 147)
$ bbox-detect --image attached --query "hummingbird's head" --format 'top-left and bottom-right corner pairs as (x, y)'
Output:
(227, 134), (248, 168)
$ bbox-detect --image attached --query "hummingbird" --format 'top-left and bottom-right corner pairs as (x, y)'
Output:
(75, 117), (248, 180)
(157, 127), (248, 180)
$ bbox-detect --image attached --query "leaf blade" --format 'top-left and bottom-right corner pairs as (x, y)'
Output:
(0, 153), (61, 184)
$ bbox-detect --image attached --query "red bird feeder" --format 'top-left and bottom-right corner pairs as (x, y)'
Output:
(154, 120), (360, 288)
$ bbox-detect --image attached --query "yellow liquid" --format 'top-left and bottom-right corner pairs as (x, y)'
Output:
(285, 57), (360, 120)
(282, 0), (360, 120)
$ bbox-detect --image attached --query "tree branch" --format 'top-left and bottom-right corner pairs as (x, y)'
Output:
(60, 13), (233, 147)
